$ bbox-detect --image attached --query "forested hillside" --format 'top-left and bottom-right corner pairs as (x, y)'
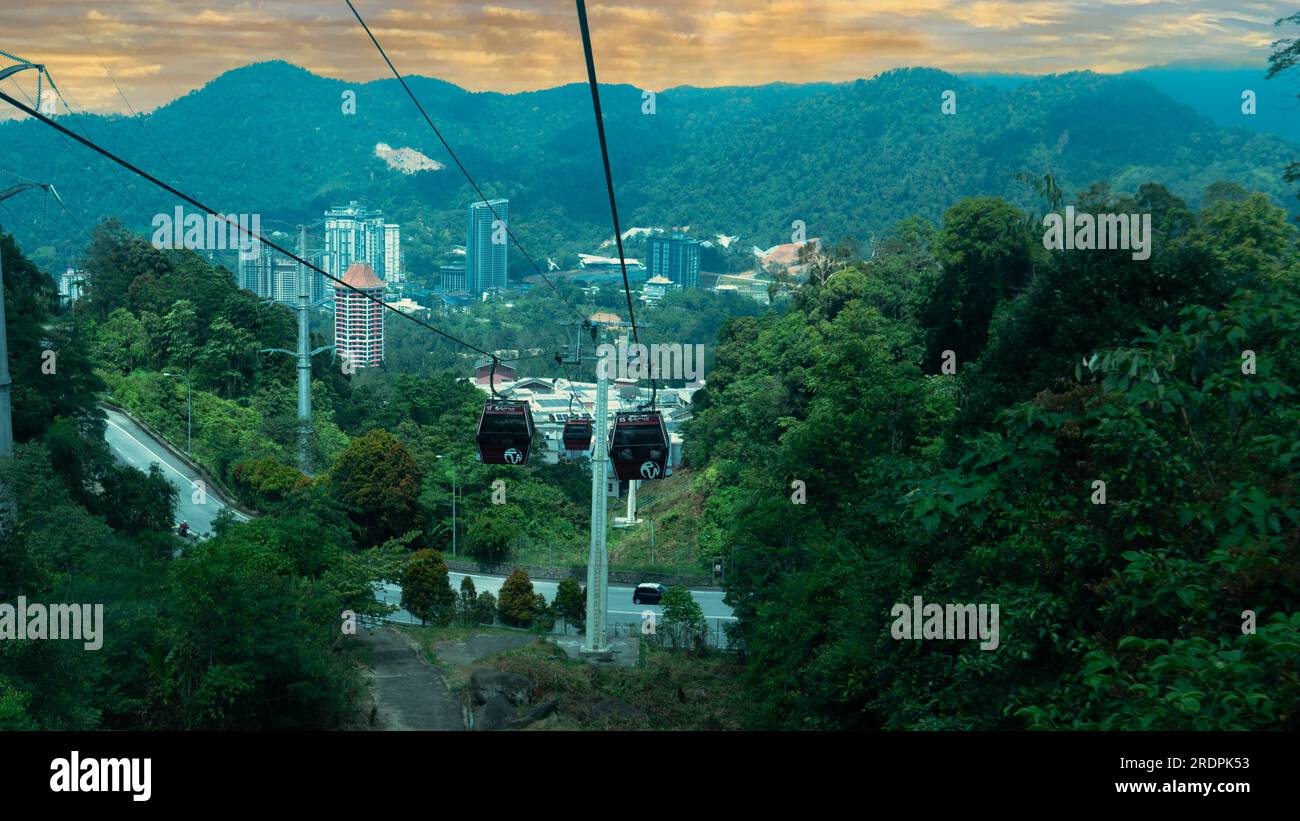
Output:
(686, 182), (1300, 729)
(1, 61), (1295, 278)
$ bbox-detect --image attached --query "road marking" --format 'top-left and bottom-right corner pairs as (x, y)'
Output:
(105, 416), (196, 486)
(388, 577), (734, 617)
(104, 413), (248, 522)
(447, 571), (721, 596)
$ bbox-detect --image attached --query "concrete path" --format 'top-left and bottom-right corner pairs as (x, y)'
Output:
(355, 625), (464, 731)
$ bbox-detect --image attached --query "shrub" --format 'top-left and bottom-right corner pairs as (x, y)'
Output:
(498, 569), (539, 627)
(472, 591), (498, 626)
(555, 578), (585, 634)
(400, 549), (455, 626)
(457, 576), (478, 625)
(661, 586), (707, 650)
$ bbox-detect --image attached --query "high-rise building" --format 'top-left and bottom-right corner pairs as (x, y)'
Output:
(465, 199), (509, 293)
(324, 202), (392, 290)
(270, 256), (305, 303)
(646, 233), (701, 288)
(237, 244), (272, 296)
(438, 264), (467, 292)
(383, 223), (403, 284)
(237, 243), (326, 305)
(334, 262), (385, 368)
(58, 268), (87, 305)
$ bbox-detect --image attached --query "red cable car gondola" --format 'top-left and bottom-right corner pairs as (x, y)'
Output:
(562, 417), (593, 452)
(476, 400), (534, 465)
(609, 411), (669, 481)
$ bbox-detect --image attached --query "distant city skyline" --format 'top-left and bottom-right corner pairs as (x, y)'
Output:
(324, 201), (398, 291)
(0, 1), (1282, 116)
(466, 199), (509, 294)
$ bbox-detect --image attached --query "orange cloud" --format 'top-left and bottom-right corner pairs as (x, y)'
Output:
(0, 0), (1279, 117)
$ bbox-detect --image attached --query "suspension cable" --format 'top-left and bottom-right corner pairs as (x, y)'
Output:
(346, 0), (584, 320)
(0, 87), (507, 361)
(574, 0), (657, 409)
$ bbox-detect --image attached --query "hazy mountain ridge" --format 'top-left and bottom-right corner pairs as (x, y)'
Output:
(2, 60), (1295, 274)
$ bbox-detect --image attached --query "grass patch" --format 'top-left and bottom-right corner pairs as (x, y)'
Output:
(506, 469), (711, 575)
(396, 623), (522, 666)
(471, 641), (747, 730)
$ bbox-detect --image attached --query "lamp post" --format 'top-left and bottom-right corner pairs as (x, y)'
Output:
(162, 371), (192, 456)
(436, 454), (458, 557)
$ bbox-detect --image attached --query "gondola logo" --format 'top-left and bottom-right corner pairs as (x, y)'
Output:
(639, 461), (661, 479)
(503, 448), (524, 464)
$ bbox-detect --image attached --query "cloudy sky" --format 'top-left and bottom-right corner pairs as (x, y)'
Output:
(0, 0), (1288, 114)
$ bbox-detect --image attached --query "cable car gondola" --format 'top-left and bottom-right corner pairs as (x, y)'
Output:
(476, 400), (534, 465)
(609, 411), (668, 481)
(562, 417), (593, 452)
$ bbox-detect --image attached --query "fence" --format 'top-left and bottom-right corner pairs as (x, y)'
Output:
(606, 616), (736, 650)
(362, 611), (737, 649)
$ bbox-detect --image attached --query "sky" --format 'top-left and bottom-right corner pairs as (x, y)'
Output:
(0, 0), (1290, 115)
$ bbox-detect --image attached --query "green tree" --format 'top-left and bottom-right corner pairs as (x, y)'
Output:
(94, 308), (151, 375)
(162, 299), (200, 370)
(400, 549), (455, 626)
(164, 526), (359, 729)
(465, 505), (524, 563)
(232, 457), (309, 509)
(329, 429), (425, 548)
(195, 316), (257, 398)
(660, 586), (706, 649)
(94, 463), (177, 534)
(916, 197), (1037, 368)
(473, 591), (498, 626)
(457, 575), (477, 625)
(497, 569), (538, 627)
(555, 578), (585, 634)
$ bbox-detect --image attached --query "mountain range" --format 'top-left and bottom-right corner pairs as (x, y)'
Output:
(1, 60), (1296, 279)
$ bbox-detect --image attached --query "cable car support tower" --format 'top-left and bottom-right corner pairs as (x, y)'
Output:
(561, 314), (630, 659)
(259, 224), (332, 475)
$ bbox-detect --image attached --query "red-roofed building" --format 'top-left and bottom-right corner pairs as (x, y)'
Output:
(335, 262), (385, 368)
(474, 357), (516, 388)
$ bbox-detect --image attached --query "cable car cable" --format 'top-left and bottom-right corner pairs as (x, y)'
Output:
(41, 67), (156, 229)
(345, 0), (585, 321)
(78, 24), (188, 189)
(0, 87), (509, 362)
(0, 166), (92, 251)
(574, 0), (657, 410)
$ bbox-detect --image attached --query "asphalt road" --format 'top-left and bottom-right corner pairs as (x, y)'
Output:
(98, 405), (733, 632)
(102, 405), (250, 539)
(377, 572), (736, 630)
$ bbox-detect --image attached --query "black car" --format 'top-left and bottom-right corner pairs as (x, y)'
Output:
(633, 583), (667, 605)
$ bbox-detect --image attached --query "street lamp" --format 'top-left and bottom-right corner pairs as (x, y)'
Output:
(162, 372), (192, 456)
(435, 454), (458, 557)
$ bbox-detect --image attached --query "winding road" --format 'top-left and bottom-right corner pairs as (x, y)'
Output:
(101, 405), (250, 538)
(99, 405), (734, 628)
